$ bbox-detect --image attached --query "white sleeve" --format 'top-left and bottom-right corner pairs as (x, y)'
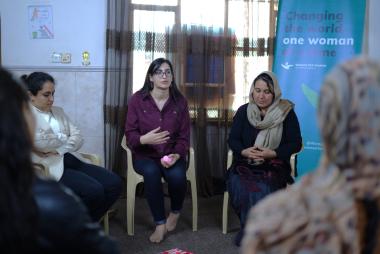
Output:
(55, 110), (84, 155)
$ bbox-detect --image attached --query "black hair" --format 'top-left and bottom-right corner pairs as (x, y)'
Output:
(0, 68), (38, 251)
(140, 58), (183, 102)
(253, 73), (274, 95)
(21, 71), (55, 95)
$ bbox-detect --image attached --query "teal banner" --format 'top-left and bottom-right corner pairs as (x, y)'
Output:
(273, 0), (366, 177)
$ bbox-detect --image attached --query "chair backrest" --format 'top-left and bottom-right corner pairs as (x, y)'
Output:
(290, 143), (304, 178)
(121, 135), (142, 182)
(34, 163), (49, 177)
(121, 135), (133, 169)
(227, 150), (233, 169)
(121, 135), (128, 152)
(79, 153), (101, 166)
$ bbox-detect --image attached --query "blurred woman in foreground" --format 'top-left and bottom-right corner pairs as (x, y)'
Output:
(0, 68), (119, 253)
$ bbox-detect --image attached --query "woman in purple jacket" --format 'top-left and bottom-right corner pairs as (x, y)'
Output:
(125, 58), (190, 243)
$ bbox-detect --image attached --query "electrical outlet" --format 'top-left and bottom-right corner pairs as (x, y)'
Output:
(51, 52), (62, 63)
(61, 53), (71, 63)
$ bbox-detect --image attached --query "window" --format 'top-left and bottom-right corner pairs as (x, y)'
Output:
(132, 9), (176, 93)
(132, 0), (177, 5)
(181, 0), (225, 27)
(130, 0), (277, 115)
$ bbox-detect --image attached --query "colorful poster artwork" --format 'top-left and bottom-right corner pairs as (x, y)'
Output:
(28, 5), (54, 39)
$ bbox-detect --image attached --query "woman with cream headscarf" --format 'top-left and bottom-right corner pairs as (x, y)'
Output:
(227, 71), (302, 246)
(242, 57), (380, 253)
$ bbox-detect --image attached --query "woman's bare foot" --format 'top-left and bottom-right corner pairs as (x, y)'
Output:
(149, 224), (167, 243)
(166, 212), (180, 232)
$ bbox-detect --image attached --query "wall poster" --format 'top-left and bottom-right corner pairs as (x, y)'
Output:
(28, 5), (54, 39)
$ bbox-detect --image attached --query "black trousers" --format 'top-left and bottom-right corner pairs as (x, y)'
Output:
(59, 153), (122, 221)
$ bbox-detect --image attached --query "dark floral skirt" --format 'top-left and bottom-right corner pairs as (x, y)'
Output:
(226, 158), (291, 227)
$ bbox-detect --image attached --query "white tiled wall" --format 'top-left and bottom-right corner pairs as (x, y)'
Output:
(10, 68), (105, 165)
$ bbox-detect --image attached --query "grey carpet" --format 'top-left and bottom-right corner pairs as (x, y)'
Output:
(108, 194), (241, 254)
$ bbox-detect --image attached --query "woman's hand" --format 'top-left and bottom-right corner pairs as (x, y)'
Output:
(34, 149), (59, 157)
(255, 147), (277, 160)
(241, 147), (262, 160)
(140, 127), (170, 145)
(241, 147), (277, 161)
(161, 153), (180, 168)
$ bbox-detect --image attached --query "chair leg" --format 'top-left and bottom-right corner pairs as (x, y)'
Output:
(222, 191), (229, 234)
(190, 178), (198, 231)
(187, 147), (198, 231)
(127, 181), (137, 236)
(103, 211), (109, 235)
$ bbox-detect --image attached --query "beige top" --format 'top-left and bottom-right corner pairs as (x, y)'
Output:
(31, 105), (84, 180)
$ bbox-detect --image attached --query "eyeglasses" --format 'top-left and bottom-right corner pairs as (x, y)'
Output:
(154, 69), (172, 78)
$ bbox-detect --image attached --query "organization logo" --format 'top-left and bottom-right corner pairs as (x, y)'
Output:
(281, 62), (293, 70)
(282, 62), (327, 70)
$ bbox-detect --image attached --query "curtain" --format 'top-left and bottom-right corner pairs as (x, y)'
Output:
(104, 0), (132, 176)
(104, 0), (277, 195)
(0, 16), (2, 66)
(179, 25), (236, 196)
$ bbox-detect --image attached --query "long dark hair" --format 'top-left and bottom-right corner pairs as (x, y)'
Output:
(0, 68), (38, 251)
(140, 58), (183, 102)
(21, 71), (55, 95)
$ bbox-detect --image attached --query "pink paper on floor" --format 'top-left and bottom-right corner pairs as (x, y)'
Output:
(160, 248), (193, 254)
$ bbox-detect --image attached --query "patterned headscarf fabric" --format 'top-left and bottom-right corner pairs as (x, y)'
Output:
(319, 58), (380, 199)
(246, 71), (293, 149)
(241, 57), (380, 254)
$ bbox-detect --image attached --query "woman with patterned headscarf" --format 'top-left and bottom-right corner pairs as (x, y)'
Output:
(227, 71), (302, 246)
(242, 57), (380, 254)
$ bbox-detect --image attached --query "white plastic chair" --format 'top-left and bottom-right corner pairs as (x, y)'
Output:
(222, 148), (302, 234)
(121, 135), (198, 236)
